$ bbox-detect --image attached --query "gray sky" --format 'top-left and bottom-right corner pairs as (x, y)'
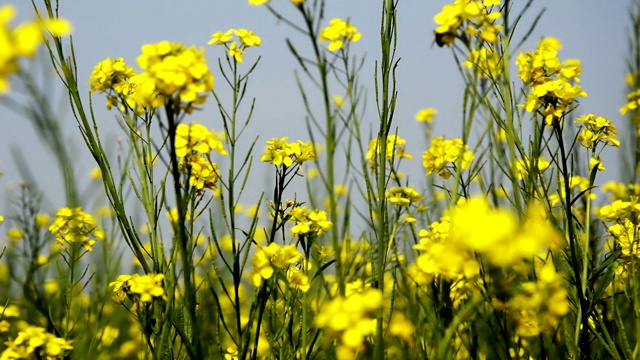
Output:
(0, 0), (633, 213)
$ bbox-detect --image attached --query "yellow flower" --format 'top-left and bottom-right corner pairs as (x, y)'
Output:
(228, 41), (245, 63)
(319, 18), (361, 51)
(415, 108), (437, 123)
(385, 186), (423, 206)
(422, 136), (474, 179)
(208, 29), (233, 45)
(234, 29), (261, 47)
(128, 273), (166, 302)
(49, 207), (104, 252)
(7, 227), (23, 241)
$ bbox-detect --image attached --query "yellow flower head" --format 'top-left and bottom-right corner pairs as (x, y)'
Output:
(319, 18), (362, 51)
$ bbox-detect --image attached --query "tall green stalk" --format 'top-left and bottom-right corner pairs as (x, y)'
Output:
(374, 0), (397, 358)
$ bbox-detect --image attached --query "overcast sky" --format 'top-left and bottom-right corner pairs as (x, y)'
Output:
(0, 1), (632, 213)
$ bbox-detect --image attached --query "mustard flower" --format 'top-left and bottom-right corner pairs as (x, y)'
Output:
(385, 186), (423, 206)
(6, 228), (23, 241)
(608, 218), (640, 260)
(110, 273), (166, 303)
(448, 197), (561, 265)
(464, 47), (503, 77)
(208, 29), (233, 45)
(49, 207), (104, 252)
(315, 289), (382, 359)
(0, 325), (73, 359)
(422, 136), (474, 179)
(130, 41), (214, 111)
(621, 89), (640, 116)
(287, 266), (311, 292)
(319, 18), (362, 51)
(209, 28), (260, 64)
(109, 274), (132, 303)
(0, 5), (71, 93)
(415, 108), (437, 123)
(575, 114), (620, 149)
(433, 0), (502, 47)
(261, 137), (315, 167)
(88, 57), (136, 94)
(128, 273), (167, 302)
(516, 38), (587, 124)
(174, 121), (227, 158)
(366, 134), (412, 169)
(234, 29), (261, 47)
(288, 206), (333, 237)
(598, 200), (639, 222)
(411, 216), (480, 281)
(250, 242), (304, 286)
(179, 154), (220, 190)
(508, 262), (569, 337)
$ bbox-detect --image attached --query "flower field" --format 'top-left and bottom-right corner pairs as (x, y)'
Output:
(0, 0), (639, 359)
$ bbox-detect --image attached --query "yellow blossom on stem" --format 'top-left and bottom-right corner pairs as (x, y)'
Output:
(261, 137), (315, 167)
(433, 0), (502, 47)
(0, 5), (71, 93)
(0, 325), (73, 359)
(319, 18), (361, 51)
(422, 136), (474, 179)
(316, 289), (382, 359)
(250, 242), (304, 286)
(49, 207), (104, 252)
(385, 186), (423, 206)
(415, 108), (437, 123)
(366, 134), (411, 169)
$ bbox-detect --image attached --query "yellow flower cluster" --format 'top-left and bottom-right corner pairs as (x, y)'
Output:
(208, 28), (261, 63)
(250, 243), (304, 286)
(175, 122), (226, 158)
(88, 57), (137, 110)
(433, 0), (502, 47)
(109, 273), (166, 303)
(410, 215), (480, 282)
(136, 41), (213, 108)
(0, 5), (71, 94)
(415, 108), (437, 123)
(507, 262), (569, 337)
(315, 289), (382, 360)
(174, 122), (227, 190)
(385, 186), (423, 206)
(88, 41), (213, 114)
(0, 325), (73, 359)
(464, 47), (503, 77)
(422, 136), (474, 179)
(620, 77), (640, 130)
(260, 137), (316, 167)
(575, 113), (620, 150)
(319, 18), (362, 52)
(287, 206), (332, 237)
(411, 197), (561, 283)
(49, 207), (105, 252)
(516, 38), (586, 125)
(366, 135), (412, 169)
(178, 154), (220, 191)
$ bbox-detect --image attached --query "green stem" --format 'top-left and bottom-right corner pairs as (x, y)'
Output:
(165, 103), (200, 360)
